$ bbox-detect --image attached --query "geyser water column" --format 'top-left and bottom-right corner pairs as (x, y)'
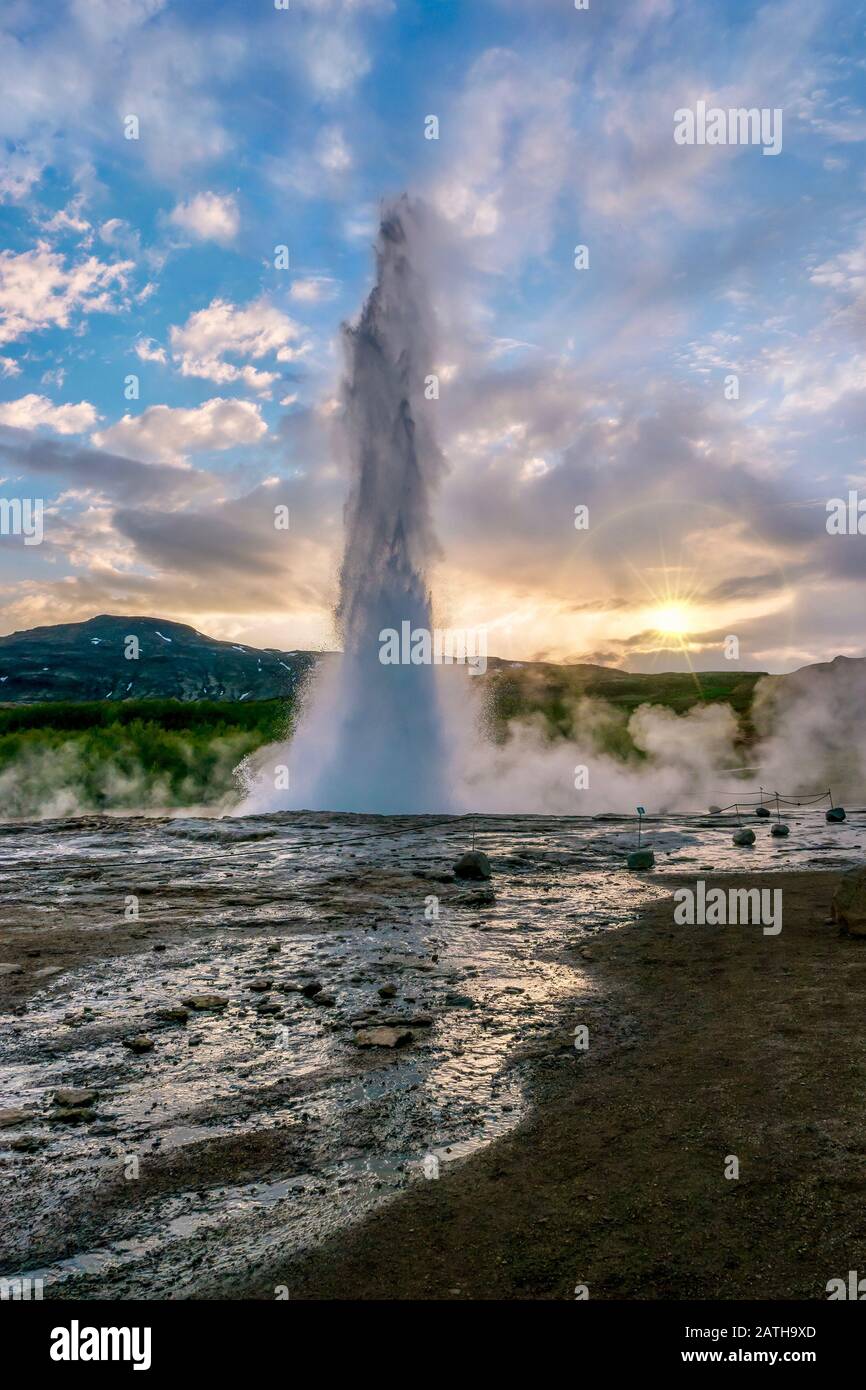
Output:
(268, 198), (451, 813)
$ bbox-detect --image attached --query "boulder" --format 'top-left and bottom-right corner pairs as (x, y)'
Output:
(733, 828), (756, 846)
(832, 867), (866, 936)
(0, 1108), (31, 1129)
(453, 850), (492, 880)
(155, 1007), (189, 1023)
(827, 806), (847, 823)
(123, 1034), (155, 1054)
(627, 849), (655, 869)
(53, 1088), (97, 1109)
(181, 994), (228, 1011)
(353, 1026), (414, 1048)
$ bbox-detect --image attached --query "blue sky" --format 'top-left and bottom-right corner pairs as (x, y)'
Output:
(1, 0), (865, 670)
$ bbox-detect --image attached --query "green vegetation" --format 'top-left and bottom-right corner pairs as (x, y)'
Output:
(0, 671), (766, 818)
(486, 667), (763, 745)
(0, 699), (292, 819)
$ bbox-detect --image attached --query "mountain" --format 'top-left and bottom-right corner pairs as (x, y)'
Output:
(0, 614), (631, 704)
(2, 613), (850, 712)
(0, 615), (325, 703)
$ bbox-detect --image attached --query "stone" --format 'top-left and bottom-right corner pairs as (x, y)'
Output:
(53, 1088), (97, 1109)
(732, 828), (756, 846)
(123, 1035), (155, 1053)
(247, 977), (273, 991)
(453, 850), (492, 881)
(627, 849), (655, 869)
(155, 1007), (189, 1023)
(0, 1108), (31, 1129)
(300, 981), (323, 998)
(770, 823), (790, 837)
(182, 994), (228, 1010)
(0, 963), (23, 977)
(377, 984), (397, 999)
(10, 1135), (45, 1152)
(311, 992), (336, 1007)
(827, 806), (847, 823)
(832, 866), (866, 936)
(353, 1026), (414, 1048)
(445, 992), (476, 1008)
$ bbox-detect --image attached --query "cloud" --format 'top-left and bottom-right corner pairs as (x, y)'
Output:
(290, 276), (338, 303)
(70, 0), (167, 39)
(168, 191), (240, 244)
(169, 297), (310, 396)
(429, 48), (576, 268)
(92, 397), (267, 463)
(0, 432), (215, 507)
(0, 147), (44, 203)
(0, 394), (98, 435)
(0, 243), (133, 346)
(41, 198), (92, 241)
(134, 337), (168, 365)
(315, 126), (352, 173)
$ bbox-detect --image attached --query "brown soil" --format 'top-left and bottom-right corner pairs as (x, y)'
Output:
(229, 870), (866, 1300)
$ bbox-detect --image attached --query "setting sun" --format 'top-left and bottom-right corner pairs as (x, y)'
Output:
(651, 603), (692, 637)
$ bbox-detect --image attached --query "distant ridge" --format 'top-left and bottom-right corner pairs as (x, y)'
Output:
(0, 612), (850, 706)
(0, 614), (325, 704)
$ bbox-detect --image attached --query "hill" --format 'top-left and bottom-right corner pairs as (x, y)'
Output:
(0, 614), (322, 703)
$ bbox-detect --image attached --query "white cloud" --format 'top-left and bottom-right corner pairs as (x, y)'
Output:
(0, 148), (45, 203)
(315, 126), (352, 173)
(0, 393), (98, 434)
(303, 29), (371, 97)
(169, 191), (240, 245)
(92, 397), (267, 463)
(429, 49), (575, 268)
(289, 276), (338, 303)
(169, 297), (309, 396)
(810, 226), (866, 298)
(0, 243), (133, 346)
(134, 337), (168, 365)
(41, 198), (92, 240)
(70, 0), (167, 38)
(0, 355), (21, 377)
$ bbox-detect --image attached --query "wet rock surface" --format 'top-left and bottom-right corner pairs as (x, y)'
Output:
(0, 806), (863, 1298)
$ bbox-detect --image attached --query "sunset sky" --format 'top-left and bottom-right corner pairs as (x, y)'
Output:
(1, 0), (865, 672)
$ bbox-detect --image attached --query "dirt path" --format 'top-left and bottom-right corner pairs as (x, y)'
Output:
(227, 870), (866, 1300)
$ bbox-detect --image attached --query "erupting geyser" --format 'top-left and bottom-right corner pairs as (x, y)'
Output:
(241, 197), (453, 814)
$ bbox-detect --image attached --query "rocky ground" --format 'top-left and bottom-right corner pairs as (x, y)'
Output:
(1, 809), (864, 1300)
(244, 869), (866, 1301)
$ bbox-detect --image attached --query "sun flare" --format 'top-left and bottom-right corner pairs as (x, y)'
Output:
(651, 603), (692, 637)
